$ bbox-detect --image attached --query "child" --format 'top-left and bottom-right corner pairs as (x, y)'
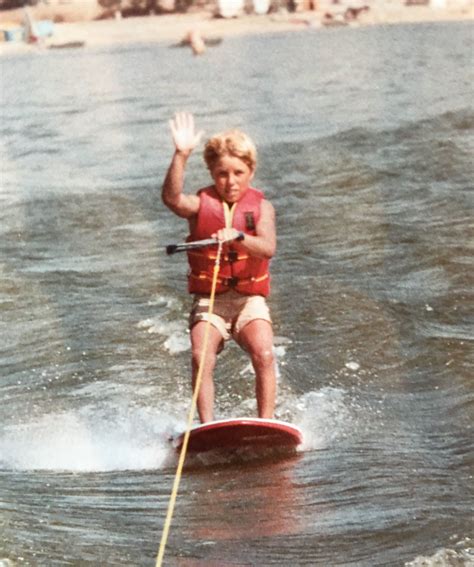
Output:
(162, 112), (277, 423)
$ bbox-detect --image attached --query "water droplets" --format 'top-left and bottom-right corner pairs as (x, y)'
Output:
(138, 294), (189, 354)
(0, 405), (180, 472)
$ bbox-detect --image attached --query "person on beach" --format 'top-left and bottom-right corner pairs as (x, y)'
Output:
(162, 112), (277, 423)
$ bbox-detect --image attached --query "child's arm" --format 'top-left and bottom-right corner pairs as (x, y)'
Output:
(162, 112), (202, 218)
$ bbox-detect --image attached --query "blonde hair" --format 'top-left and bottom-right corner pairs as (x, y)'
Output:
(203, 129), (257, 172)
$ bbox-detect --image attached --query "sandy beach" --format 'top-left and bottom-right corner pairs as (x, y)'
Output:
(0, 0), (472, 53)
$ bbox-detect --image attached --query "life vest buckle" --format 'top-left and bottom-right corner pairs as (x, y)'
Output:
(227, 250), (239, 263)
(223, 276), (239, 288)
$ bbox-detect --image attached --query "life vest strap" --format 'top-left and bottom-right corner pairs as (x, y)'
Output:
(189, 272), (268, 288)
(187, 250), (249, 262)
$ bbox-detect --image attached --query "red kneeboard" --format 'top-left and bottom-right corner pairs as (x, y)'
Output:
(174, 418), (303, 453)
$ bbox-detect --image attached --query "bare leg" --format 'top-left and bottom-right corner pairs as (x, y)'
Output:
(237, 320), (276, 418)
(190, 321), (223, 423)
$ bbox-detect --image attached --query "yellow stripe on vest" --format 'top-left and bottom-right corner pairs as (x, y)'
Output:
(222, 201), (237, 228)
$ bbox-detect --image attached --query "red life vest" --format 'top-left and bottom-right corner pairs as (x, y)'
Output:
(187, 186), (271, 296)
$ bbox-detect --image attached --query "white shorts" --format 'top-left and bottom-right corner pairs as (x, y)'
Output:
(189, 290), (272, 341)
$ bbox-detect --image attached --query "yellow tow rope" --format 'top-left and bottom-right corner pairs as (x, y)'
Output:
(155, 240), (223, 567)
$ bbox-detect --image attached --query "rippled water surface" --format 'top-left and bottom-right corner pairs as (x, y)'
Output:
(1, 21), (473, 566)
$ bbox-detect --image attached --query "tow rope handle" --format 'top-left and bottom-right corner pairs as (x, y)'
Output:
(166, 232), (244, 255)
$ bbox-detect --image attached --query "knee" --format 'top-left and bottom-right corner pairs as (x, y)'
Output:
(250, 347), (275, 369)
(192, 346), (216, 369)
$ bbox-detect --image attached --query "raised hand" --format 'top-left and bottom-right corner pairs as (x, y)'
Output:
(169, 112), (204, 155)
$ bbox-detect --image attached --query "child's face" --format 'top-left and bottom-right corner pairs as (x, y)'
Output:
(210, 155), (254, 204)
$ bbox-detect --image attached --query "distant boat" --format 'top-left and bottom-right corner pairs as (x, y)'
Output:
(22, 7), (85, 49)
(22, 7), (54, 43)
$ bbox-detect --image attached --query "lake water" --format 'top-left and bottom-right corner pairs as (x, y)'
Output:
(1, 20), (473, 567)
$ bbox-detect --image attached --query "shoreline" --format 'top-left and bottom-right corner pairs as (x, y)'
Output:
(0, 4), (472, 54)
